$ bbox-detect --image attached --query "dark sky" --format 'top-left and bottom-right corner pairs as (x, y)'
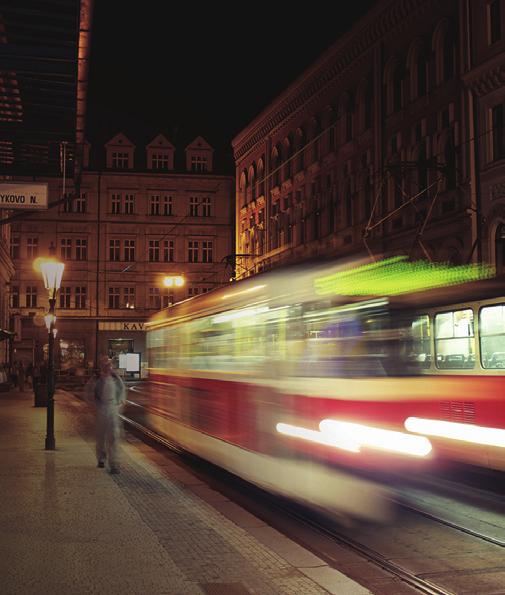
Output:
(86, 2), (377, 165)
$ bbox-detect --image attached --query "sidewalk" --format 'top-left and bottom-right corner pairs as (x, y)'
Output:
(0, 388), (372, 595)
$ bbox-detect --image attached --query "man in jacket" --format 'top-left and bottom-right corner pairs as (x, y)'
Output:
(95, 356), (126, 474)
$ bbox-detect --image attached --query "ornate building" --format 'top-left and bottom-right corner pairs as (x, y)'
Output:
(232, 0), (505, 279)
(10, 133), (234, 373)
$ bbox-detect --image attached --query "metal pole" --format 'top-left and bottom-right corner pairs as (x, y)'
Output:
(45, 296), (56, 450)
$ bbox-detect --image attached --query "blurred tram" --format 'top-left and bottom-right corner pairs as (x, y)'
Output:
(141, 256), (505, 517)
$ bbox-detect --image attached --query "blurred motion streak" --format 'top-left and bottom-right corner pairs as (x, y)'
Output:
(405, 417), (505, 448)
(276, 422), (360, 453)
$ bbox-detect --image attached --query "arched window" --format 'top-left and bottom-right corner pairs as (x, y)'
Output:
(327, 107), (337, 151)
(239, 171), (248, 207)
(364, 80), (373, 129)
(443, 131), (456, 190)
(311, 117), (321, 162)
(384, 58), (403, 114)
(433, 20), (455, 85)
(443, 33), (455, 81)
(418, 145), (428, 194)
(496, 224), (505, 273)
(249, 165), (256, 201)
(271, 145), (281, 187)
(393, 68), (403, 112)
(296, 128), (306, 172)
(417, 51), (428, 97)
(283, 136), (293, 180)
(257, 158), (265, 197)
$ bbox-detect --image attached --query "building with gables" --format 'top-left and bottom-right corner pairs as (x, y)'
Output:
(9, 133), (233, 373)
(232, 0), (505, 279)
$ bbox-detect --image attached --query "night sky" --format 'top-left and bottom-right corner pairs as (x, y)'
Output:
(86, 2), (377, 168)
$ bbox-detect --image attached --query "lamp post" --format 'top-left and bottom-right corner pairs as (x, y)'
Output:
(37, 250), (64, 450)
(163, 275), (185, 305)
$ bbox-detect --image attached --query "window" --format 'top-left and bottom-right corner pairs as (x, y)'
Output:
(443, 35), (454, 81)
(191, 155), (207, 172)
(492, 104), (505, 161)
(148, 239), (160, 262)
(108, 287), (120, 309)
(150, 195), (160, 215)
(124, 239), (135, 262)
(480, 304), (505, 368)
(202, 240), (213, 263)
(393, 68), (403, 112)
(123, 287), (135, 309)
(111, 194), (121, 214)
(163, 239), (174, 262)
(112, 152), (129, 168)
(490, 0), (502, 44)
(189, 196), (199, 217)
(435, 309), (475, 369)
(124, 194), (135, 214)
(188, 240), (199, 263)
(75, 238), (87, 261)
(148, 287), (160, 309)
(59, 286), (71, 309)
(60, 238), (72, 260)
(109, 239), (120, 261)
(417, 53), (428, 97)
(75, 193), (87, 213)
(26, 286), (37, 308)
(63, 193), (73, 213)
(188, 287), (200, 297)
(201, 196), (211, 217)
(163, 195), (173, 216)
(11, 286), (19, 308)
(409, 315), (432, 368)
(27, 237), (38, 258)
(161, 288), (173, 308)
(151, 153), (169, 170)
(75, 286), (87, 309)
(10, 236), (19, 259)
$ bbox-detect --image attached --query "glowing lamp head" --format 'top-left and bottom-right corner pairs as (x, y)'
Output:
(39, 258), (64, 297)
(163, 275), (185, 288)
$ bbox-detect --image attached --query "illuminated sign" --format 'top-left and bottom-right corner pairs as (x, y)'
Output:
(125, 353), (140, 372)
(0, 182), (48, 210)
(98, 321), (145, 331)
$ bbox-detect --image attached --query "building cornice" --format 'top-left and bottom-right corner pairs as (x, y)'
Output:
(232, 0), (432, 161)
(462, 52), (505, 97)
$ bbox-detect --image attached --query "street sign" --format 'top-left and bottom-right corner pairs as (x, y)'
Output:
(0, 182), (49, 210)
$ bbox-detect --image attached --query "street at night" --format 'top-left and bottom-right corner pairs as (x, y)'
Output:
(2, 1), (505, 594)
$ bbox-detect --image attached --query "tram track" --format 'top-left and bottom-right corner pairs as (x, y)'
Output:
(119, 409), (464, 595)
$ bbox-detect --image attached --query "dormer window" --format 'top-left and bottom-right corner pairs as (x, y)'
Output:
(151, 154), (169, 170)
(191, 155), (208, 172)
(112, 152), (129, 168)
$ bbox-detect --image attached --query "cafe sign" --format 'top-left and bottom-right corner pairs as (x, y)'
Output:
(0, 182), (48, 210)
(99, 321), (146, 331)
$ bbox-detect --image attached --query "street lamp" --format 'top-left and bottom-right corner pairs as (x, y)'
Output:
(162, 275), (185, 306)
(37, 249), (64, 450)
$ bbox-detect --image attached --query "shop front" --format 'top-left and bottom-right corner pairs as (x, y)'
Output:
(97, 320), (147, 378)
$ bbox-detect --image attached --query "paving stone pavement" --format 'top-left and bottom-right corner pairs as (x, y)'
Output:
(0, 389), (372, 594)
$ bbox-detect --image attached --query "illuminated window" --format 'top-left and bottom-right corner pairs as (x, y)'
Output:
(163, 239), (174, 262)
(188, 287), (200, 297)
(148, 239), (160, 262)
(189, 196), (199, 217)
(109, 239), (120, 261)
(111, 193), (121, 214)
(201, 196), (211, 217)
(27, 237), (38, 258)
(161, 288), (173, 308)
(75, 286), (87, 309)
(163, 195), (173, 216)
(75, 238), (87, 261)
(10, 235), (19, 259)
(435, 309), (475, 369)
(112, 152), (129, 168)
(60, 238), (72, 260)
(150, 195), (160, 215)
(10, 286), (19, 308)
(26, 286), (37, 308)
(108, 287), (120, 309)
(59, 286), (71, 309)
(191, 155), (207, 172)
(202, 240), (213, 263)
(124, 239), (135, 262)
(148, 287), (160, 309)
(123, 287), (135, 309)
(124, 194), (135, 214)
(479, 304), (505, 368)
(188, 240), (199, 263)
(410, 315), (432, 368)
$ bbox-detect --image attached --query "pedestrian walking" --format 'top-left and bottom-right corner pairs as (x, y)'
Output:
(94, 356), (126, 474)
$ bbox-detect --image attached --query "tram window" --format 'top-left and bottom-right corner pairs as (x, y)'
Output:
(409, 315), (431, 368)
(480, 304), (505, 369)
(435, 309), (475, 369)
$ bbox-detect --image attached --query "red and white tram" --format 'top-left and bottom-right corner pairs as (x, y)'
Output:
(141, 256), (505, 518)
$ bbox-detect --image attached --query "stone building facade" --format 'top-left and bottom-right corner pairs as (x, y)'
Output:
(232, 0), (505, 278)
(9, 133), (234, 373)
